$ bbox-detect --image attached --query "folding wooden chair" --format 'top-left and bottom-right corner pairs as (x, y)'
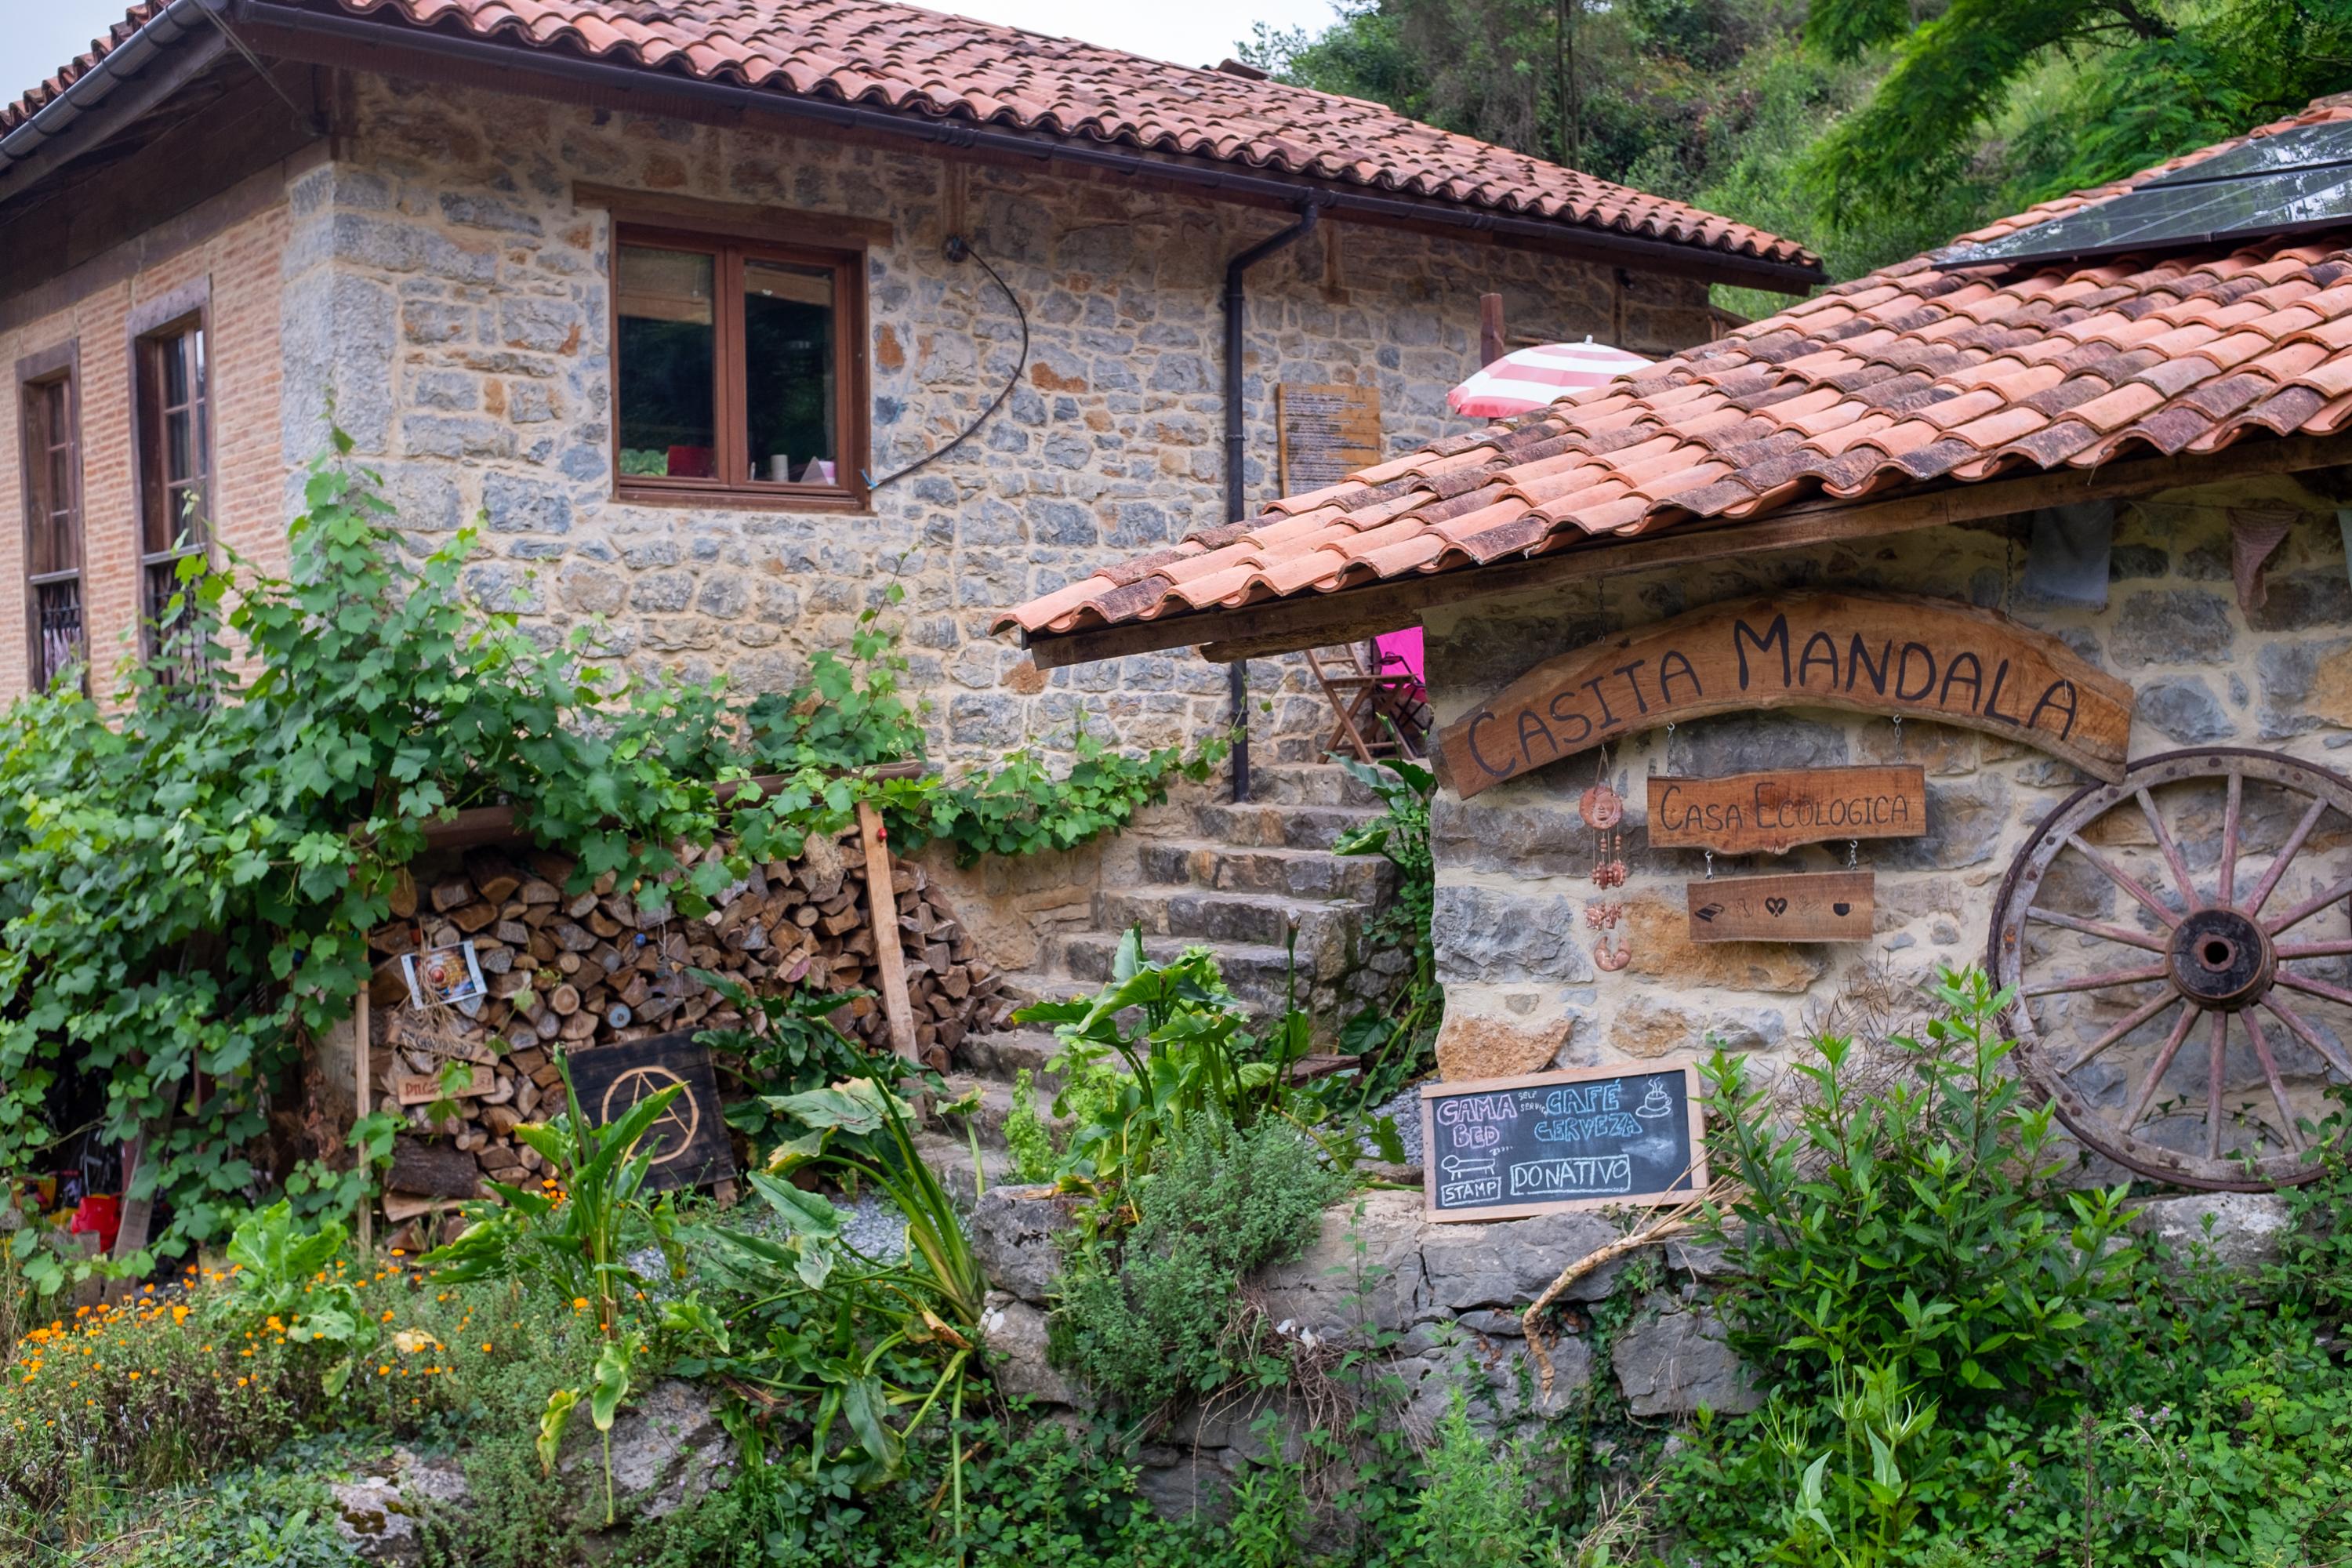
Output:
(1305, 638), (1429, 763)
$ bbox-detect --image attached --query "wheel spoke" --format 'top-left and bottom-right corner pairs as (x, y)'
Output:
(2024, 964), (2169, 997)
(2237, 1007), (2306, 1153)
(2262, 995), (2352, 1080)
(2220, 770), (2243, 906)
(2137, 787), (2201, 913)
(2276, 938), (2352, 959)
(2245, 793), (2332, 917)
(2265, 871), (2352, 938)
(2206, 1011), (2228, 1162)
(2064, 985), (2183, 1074)
(2064, 834), (2182, 928)
(2027, 906), (2166, 953)
(2122, 1003), (2199, 1132)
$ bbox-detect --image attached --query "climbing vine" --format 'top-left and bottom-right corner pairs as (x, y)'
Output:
(0, 434), (1218, 1282)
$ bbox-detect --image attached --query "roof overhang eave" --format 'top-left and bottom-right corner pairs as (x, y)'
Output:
(0, 0), (234, 205)
(212, 0), (1823, 292)
(1013, 426), (2352, 670)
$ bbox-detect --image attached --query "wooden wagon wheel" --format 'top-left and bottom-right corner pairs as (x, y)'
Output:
(1990, 747), (2352, 1190)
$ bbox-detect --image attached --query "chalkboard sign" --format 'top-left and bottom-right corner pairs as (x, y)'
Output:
(1419, 1062), (1706, 1222)
(566, 1031), (735, 1193)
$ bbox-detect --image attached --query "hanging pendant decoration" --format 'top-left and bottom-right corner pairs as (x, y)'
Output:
(1583, 753), (1627, 890)
(1586, 901), (1630, 971)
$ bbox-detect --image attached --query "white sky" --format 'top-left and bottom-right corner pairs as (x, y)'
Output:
(0, 0), (1349, 111)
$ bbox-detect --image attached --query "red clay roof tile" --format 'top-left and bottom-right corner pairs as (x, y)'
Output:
(4, 3), (1814, 274)
(998, 100), (2352, 641)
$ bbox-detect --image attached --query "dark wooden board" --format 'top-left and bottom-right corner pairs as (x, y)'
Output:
(1648, 765), (1927, 855)
(388, 1137), (485, 1200)
(1435, 591), (2135, 797)
(565, 1031), (735, 1192)
(1421, 1062), (1706, 1222)
(1686, 869), (1874, 942)
(1276, 383), (1381, 493)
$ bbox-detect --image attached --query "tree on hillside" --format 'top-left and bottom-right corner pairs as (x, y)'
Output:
(1807, 0), (2352, 222)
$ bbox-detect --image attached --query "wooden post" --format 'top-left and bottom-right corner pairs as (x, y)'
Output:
(856, 801), (920, 1065)
(354, 987), (373, 1254)
(1479, 292), (1505, 368)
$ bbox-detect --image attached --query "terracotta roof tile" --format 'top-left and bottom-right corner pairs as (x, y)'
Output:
(4, 3), (1815, 274)
(997, 100), (2352, 639)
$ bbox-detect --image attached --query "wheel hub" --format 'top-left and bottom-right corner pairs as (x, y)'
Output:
(2167, 906), (2274, 1010)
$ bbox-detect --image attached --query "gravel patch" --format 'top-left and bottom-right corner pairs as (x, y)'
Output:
(1363, 1083), (1428, 1167)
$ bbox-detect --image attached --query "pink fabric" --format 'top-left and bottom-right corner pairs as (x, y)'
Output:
(1374, 627), (1425, 683)
(1448, 339), (1653, 418)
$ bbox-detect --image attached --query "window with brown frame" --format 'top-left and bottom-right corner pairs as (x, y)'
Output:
(16, 343), (83, 691)
(613, 226), (869, 509)
(133, 304), (211, 684)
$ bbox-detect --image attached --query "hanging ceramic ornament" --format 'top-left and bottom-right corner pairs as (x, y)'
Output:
(1583, 757), (1628, 890)
(1585, 901), (1629, 970)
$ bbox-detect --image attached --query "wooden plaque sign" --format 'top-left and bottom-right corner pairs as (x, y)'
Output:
(1420, 1062), (1706, 1221)
(1276, 383), (1381, 493)
(394, 1066), (495, 1105)
(1686, 869), (1873, 942)
(1436, 591), (2134, 798)
(565, 1030), (735, 1192)
(1649, 765), (1927, 855)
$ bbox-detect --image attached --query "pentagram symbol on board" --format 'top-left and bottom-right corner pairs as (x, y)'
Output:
(565, 1031), (735, 1192)
(601, 1065), (700, 1167)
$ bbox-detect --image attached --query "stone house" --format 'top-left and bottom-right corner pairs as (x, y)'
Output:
(1002, 99), (2352, 1196)
(0, 0), (1816, 779)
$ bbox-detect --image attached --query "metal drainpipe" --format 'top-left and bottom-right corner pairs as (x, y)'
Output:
(1222, 202), (1321, 804)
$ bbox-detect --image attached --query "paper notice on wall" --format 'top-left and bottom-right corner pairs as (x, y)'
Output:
(1276, 383), (1381, 495)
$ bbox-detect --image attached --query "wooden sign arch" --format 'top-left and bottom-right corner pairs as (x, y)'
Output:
(1436, 590), (2134, 799)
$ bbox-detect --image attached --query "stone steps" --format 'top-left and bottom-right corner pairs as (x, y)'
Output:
(944, 761), (1397, 1079)
(1136, 839), (1394, 902)
(1191, 803), (1377, 851)
(1094, 887), (1367, 952)
(939, 1069), (1067, 1151)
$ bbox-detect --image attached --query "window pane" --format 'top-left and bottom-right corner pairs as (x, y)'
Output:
(743, 260), (837, 485)
(618, 245), (717, 479)
(167, 409), (193, 487)
(162, 333), (189, 408)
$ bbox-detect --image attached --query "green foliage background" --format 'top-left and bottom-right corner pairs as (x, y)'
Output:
(1243, 0), (2352, 302)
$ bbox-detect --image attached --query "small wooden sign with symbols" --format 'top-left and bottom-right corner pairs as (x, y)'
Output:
(1649, 765), (1928, 855)
(1686, 870), (1874, 942)
(394, 1065), (495, 1105)
(567, 1031), (736, 1192)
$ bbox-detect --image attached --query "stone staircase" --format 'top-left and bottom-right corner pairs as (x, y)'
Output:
(915, 760), (1399, 1192)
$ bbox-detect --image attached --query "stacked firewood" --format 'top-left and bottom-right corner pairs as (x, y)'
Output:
(365, 827), (1015, 1229)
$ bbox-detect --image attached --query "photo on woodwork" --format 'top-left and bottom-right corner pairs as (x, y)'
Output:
(401, 941), (487, 1009)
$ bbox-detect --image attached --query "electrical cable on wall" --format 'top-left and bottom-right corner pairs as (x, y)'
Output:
(862, 235), (1031, 492)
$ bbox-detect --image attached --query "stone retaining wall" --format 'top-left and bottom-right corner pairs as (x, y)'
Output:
(968, 1182), (2297, 1515)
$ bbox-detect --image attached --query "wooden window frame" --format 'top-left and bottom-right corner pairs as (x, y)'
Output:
(610, 221), (871, 514)
(16, 339), (83, 691)
(127, 278), (214, 672)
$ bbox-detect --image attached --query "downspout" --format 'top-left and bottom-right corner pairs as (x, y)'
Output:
(1222, 202), (1321, 804)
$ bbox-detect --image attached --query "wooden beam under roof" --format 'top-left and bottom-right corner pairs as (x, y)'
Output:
(1018, 429), (2352, 670)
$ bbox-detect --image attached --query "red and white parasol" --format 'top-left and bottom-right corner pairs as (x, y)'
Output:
(1446, 336), (1651, 419)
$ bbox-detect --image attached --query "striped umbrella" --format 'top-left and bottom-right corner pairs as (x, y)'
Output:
(1447, 336), (1652, 419)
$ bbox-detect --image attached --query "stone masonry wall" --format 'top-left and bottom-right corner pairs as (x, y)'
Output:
(1421, 470), (2352, 1088)
(292, 75), (1718, 768)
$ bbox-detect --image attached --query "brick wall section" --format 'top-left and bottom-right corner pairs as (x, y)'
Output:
(1422, 473), (2352, 1087)
(0, 201), (292, 705)
(278, 77), (1717, 767)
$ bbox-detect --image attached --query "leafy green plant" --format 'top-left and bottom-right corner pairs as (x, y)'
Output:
(695, 966), (884, 1152)
(1332, 754), (1440, 1105)
(210, 1200), (376, 1396)
(1016, 929), (1287, 1213)
(713, 1076), (989, 1536)
(426, 1057), (681, 1339)
(1410, 1387), (1552, 1566)
(1052, 1107), (1343, 1409)
(1700, 967), (2140, 1408)
(1002, 1068), (1058, 1185)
